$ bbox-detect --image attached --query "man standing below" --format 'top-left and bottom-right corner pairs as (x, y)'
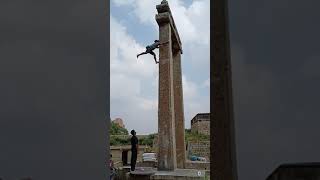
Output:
(130, 129), (138, 171)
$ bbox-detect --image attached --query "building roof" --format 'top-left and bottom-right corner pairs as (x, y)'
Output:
(191, 113), (210, 125)
(195, 113), (210, 116)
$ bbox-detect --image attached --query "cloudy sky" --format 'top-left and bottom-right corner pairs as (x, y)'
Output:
(110, 0), (210, 134)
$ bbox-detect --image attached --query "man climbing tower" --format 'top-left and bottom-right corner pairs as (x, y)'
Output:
(136, 40), (168, 64)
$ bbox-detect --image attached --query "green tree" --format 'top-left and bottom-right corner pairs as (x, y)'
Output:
(110, 136), (130, 146)
(185, 129), (209, 142)
(110, 121), (129, 135)
(139, 134), (156, 146)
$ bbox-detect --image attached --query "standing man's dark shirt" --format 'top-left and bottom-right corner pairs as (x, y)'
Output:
(130, 130), (138, 171)
(131, 135), (138, 151)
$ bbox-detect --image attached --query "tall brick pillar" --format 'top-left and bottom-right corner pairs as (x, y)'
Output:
(155, 0), (185, 170)
(173, 50), (186, 169)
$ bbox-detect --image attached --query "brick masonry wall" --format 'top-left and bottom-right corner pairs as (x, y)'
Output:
(191, 121), (210, 135)
(187, 141), (210, 160)
(185, 161), (210, 170)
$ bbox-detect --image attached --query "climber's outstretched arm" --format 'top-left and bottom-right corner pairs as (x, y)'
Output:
(159, 41), (169, 46)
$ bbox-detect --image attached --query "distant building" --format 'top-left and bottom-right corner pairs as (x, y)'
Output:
(191, 113), (210, 135)
(112, 118), (125, 128)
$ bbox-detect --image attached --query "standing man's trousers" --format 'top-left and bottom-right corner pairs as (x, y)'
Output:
(131, 150), (137, 171)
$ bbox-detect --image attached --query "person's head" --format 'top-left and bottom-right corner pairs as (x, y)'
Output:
(131, 129), (136, 136)
(154, 40), (159, 43)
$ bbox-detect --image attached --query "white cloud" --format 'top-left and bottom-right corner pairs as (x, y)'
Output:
(138, 98), (158, 111)
(111, 0), (210, 45)
(182, 75), (198, 99)
(112, 0), (134, 6)
(110, 17), (158, 78)
(111, 0), (210, 75)
(202, 78), (210, 88)
(133, 0), (159, 26)
(182, 75), (210, 128)
(110, 16), (159, 134)
(168, 0), (210, 44)
(110, 74), (140, 98)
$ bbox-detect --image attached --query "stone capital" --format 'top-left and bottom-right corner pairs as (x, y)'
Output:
(155, 12), (183, 54)
(155, 12), (171, 25)
(156, 1), (170, 13)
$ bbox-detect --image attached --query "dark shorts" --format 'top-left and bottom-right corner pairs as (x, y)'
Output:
(146, 46), (153, 53)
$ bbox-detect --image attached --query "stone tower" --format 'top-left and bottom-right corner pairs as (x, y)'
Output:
(155, 0), (186, 171)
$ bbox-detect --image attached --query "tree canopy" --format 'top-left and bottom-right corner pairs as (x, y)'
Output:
(110, 121), (128, 135)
